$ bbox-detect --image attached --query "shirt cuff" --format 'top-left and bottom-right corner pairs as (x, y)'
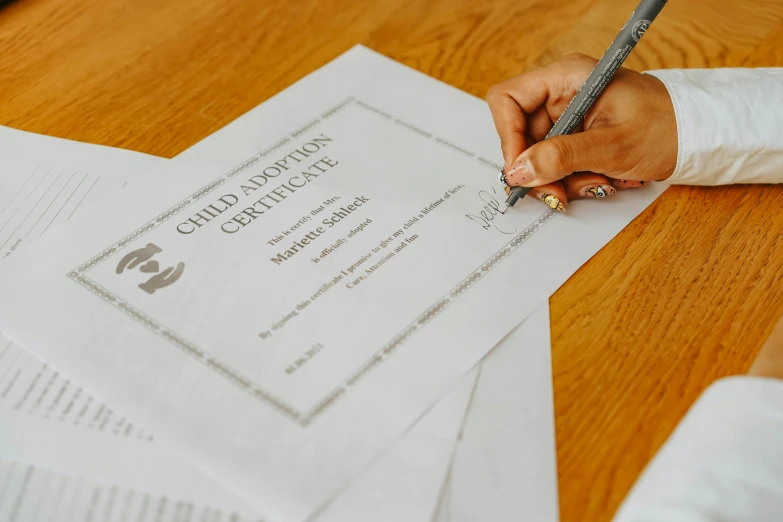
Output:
(645, 68), (783, 186)
(613, 376), (783, 522)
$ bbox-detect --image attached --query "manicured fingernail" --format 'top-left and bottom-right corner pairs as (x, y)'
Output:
(582, 184), (616, 198)
(614, 179), (645, 189)
(538, 193), (566, 213)
(499, 158), (535, 187)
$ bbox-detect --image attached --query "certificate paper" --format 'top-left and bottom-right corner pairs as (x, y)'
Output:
(0, 46), (664, 521)
(0, 107), (557, 522)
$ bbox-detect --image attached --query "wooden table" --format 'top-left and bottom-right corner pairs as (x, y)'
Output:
(2, 0), (782, 519)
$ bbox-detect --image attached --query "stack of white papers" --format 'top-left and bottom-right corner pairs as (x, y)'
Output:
(0, 46), (665, 521)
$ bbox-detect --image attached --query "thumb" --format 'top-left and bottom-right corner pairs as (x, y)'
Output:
(502, 129), (621, 187)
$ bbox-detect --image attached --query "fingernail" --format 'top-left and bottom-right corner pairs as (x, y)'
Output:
(538, 193), (566, 213)
(499, 158), (535, 187)
(614, 179), (645, 189)
(582, 184), (617, 198)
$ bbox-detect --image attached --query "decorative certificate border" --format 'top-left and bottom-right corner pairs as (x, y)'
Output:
(67, 99), (557, 426)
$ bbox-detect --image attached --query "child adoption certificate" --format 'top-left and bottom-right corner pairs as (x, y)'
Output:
(0, 118), (555, 522)
(0, 46), (665, 522)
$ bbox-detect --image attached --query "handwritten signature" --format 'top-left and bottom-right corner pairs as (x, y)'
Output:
(465, 187), (517, 235)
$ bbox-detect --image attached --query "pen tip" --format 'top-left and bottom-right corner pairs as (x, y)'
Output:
(500, 203), (509, 215)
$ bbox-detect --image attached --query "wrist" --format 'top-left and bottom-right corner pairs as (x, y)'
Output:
(644, 73), (678, 181)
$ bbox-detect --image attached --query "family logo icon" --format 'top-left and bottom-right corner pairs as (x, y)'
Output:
(115, 243), (185, 295)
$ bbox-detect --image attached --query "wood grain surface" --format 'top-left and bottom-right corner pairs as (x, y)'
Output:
(2, 0), (782, 520)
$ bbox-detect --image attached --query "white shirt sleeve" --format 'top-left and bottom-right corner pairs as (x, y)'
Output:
(612, 376), (783, 522)
(645, 68), (783, 185)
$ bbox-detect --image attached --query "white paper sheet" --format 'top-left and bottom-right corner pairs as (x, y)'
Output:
(0, 458), (261, 522)
(437, 304), (559, 522)
(0, 332), (153, 443)
(0, 124), (166, 446)
(0, 129), (257, 515)
(0, 46), (664, 521)
(0, 126), (162, 259)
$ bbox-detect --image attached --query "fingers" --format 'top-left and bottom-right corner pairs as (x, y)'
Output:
(487, 54), (599, 166)
(527, 106), (553, 143)
(503, 182), (568, 213)
(487, 88), (529, 164)
(487, 67), (550, 118)
(491, 54), (597, 116)
(529, 183), (568, 212)
(563, 172), (617, 200)
(502, 128), (623, 187)
(612, 179), (648, 190)
(487, 58), (579, 164)
(506, 172), (648, 212)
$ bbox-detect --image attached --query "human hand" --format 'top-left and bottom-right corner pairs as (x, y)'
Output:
(486, 53), (678, 211)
